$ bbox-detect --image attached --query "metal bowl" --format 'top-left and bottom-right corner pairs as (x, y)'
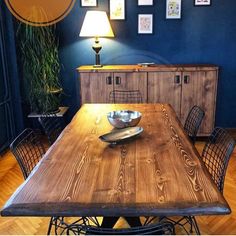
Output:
(107, 110), (142, 129)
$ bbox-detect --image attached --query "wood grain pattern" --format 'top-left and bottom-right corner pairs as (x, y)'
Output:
(78, 64), (218, 136)
(80, 72), (113, 103)
(77, 65), (219, 73)
(1, 141), (236, 235)
(113, 72), (147, 102)
(147, 71), (182, 117)
(181, 70), (218, 136)
(1, 104), (230, 217)
(80, 71), (147, 104)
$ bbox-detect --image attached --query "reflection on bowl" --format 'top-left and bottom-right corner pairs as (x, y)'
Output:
(107, 110), (142, 129)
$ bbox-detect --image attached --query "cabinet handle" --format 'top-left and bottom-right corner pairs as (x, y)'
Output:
(174, 75), (180, 84)
(184, 75), (190, 84)
(115, 76), (121, 85)
(106, 76), (112, 85)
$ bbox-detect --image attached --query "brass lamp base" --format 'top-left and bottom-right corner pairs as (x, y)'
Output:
(92, 37), (102, 67)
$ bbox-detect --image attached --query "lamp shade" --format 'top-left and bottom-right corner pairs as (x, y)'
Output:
(79, 11), (114, 37)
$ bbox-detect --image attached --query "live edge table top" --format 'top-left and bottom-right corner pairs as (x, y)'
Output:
(1, 104), (230, 217)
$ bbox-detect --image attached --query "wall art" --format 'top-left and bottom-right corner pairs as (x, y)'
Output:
(194, 0), (211, 6)
(109, 0), (126, 20)
(138, 0), (153, 6)
(138, 14), (153, 34)
(166, 0), (181, 19)
(80, 0), (97, 7)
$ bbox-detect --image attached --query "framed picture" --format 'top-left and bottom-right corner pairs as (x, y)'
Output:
(194, 0), (211, 6)
(138, 14), (153, 34)
(80, 0), (97, 7)
(166, 0), (181, 19)
(109, 0), (125, 20)
(138, 0), (153, 6)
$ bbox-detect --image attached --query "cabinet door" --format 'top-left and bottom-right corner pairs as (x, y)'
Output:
(148, 72), (182, 117)
(80, 72), (113, 103)
(181, 70), (218, 135)
(113, 72), (147, 102)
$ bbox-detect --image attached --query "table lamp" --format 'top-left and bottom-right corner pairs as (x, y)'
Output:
(79, 11), (114, 68)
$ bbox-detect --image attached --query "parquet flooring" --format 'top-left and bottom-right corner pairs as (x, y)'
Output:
(0, 141), (235, 235)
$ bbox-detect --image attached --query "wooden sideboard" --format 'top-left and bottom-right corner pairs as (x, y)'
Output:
(77, 64), (218, 136)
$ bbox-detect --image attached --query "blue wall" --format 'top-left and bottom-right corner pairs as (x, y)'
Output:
(57, 0), (236, 127)
(0, 1), (23, 136)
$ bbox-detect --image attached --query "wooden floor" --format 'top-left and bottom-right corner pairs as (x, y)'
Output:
(0, 141), (236, 235)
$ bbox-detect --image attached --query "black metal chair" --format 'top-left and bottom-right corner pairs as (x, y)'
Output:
(109, 90), (143, 103)
(161, 127), (235, 235)
(184, 106), (205, 144)
(10, 128), (46, 179)
(38, 113), (64, 145)
(201, 127), (235, 193)
(66, 221), (175, 235)
(10, 128), (72, 235)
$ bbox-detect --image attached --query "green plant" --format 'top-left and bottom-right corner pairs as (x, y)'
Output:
(17, 24), (62, 113)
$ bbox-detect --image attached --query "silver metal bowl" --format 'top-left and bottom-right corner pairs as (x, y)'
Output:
(107, 110), (142, 129)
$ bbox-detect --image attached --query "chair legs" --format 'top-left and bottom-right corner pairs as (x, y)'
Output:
(47, 216), (89, 235)
(191, 216), (201, 235)
(47, 217), (54, 235)
(47, 217), (68, 235)
(160, 216), (201, 235)
(47, 215), (200, 235)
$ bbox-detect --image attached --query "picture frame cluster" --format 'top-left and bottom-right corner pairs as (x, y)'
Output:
(80, 0), (212, 34)
(137, 0), (153, 34)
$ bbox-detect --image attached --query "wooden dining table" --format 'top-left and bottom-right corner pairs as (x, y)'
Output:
(1, 104), (230, 218)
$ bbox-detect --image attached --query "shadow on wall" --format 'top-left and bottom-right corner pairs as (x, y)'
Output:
(103, 49), (173, 65)
(71, 38), (174, 66)
(59, 38), (176, 121)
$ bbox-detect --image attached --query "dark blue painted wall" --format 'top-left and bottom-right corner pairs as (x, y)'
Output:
(0, 1), (24, 142)
(58, 0), (236, 127)
(3, 4), (24, 134)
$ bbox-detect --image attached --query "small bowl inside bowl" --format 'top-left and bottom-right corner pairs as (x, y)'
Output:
(107, 110), (142, 129)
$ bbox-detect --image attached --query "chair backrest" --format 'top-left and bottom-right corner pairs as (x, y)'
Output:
(38, 113), (63, 145)
(67, 221), (175, 235)
(10, 128), (45, 179)
(201, 127), (235, 193)
(184, 105), (205, 144)
(109, 90), (143, 104)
